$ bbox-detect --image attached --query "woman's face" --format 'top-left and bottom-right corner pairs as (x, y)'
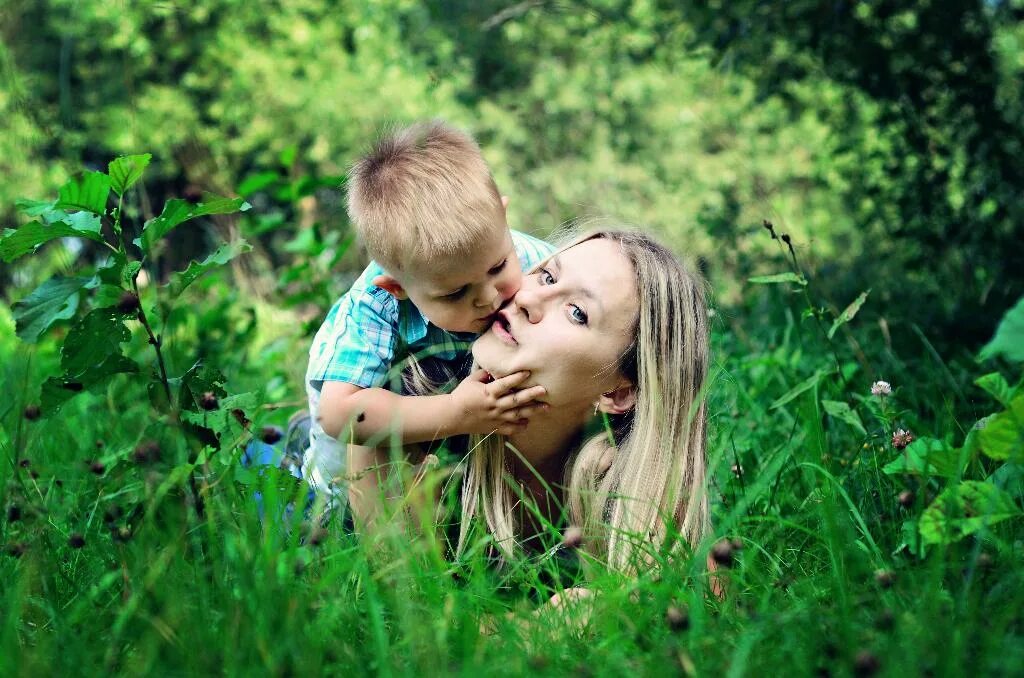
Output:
(472, 237), (638, 409)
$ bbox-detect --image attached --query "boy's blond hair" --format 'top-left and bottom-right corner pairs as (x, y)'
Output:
(347, 120), (504, 274)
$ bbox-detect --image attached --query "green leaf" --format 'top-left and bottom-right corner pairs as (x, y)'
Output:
(0, 214), (105, 263)
(827, 290), (869, 339)
(133, 195), (251, 253)
(979, 296), (1024, 363)
(748, 272), (807, 286)
(57, 171), (111, 214)
(39, 353), (138, 416)
(975, 372), (1015, 407)
(770, 368), (833, 410)
(12, 275), (90, 343)
(60, 308), (132, 377)
(237, 171), (280, 197)
(821, 399), (866, 436)
(15, 198), (57, 217)
(108, 154), (152, 196)
(919, 480), (1022, 545)
(979, 394), (1024, 462)
(165, 240), (252, 297)
(991, 462), (1024, 502)
(882, 437), (966, 477)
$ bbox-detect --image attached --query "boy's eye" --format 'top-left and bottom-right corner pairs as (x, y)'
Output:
(568, 304), (588, 326)
(487, 259), (508, 275)
(538, 268), (555, 285)
(441, 287), (467, 301)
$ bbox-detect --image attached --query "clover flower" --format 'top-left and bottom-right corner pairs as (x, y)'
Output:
(871, 381), (892, 397)
(891, 429), (914, 450)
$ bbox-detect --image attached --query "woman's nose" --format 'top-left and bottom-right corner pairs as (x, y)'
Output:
(514, 282), (550, 323)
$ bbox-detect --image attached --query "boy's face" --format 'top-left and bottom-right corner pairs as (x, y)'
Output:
(378, 225), (523, 334)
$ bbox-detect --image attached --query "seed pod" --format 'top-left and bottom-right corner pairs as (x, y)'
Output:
(133, 440), (161, 464)
(6, 505), (21, 522)
(562, 525), (584, 549)
(68, 533), (86, 549)
(875, 608), (895, 631)
(89, 460), (106, 476)
(18, 459), (30, 468)
(116, 291), (140, 314)
(853, 649), (880, 676)
(665, 605), (690, 632)
(23, 405), (41, 421)
(711, 539), (734, 567)
(199, 392), (219, 411)
(260, 425), (284, 445)
(113, 526), (132, 542)
(897, 490), (914, 508)
(874, 569), (895, 588)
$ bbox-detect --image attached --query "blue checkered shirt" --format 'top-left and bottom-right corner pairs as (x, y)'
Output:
(302, 229), (553, 500)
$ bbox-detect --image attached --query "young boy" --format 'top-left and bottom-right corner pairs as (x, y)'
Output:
(302, 120), (553, 519)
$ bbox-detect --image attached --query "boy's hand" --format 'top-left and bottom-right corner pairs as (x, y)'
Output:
(450, 368), (548, 436)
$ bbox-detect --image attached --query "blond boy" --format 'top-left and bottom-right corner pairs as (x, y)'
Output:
(303, 121), (553, 519)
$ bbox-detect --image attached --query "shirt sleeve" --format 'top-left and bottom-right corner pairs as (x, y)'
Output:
(307, 283), (399, 391)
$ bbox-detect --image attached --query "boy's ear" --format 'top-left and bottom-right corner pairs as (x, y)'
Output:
(596, 381), (636, 416)
(371, 275), (408, 300)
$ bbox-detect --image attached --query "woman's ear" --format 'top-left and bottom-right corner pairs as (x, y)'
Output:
(597, 382), (636, 415)
(371, 274), (408, 300)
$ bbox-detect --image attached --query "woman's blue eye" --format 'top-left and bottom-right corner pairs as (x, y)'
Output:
(538, 268), (555, 285)
(569, 305), (588, 325)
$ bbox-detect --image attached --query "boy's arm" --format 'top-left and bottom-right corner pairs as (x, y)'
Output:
(319, 369), (548, 446)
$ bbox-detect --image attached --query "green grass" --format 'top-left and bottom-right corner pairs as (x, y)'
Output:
(2, 287), (1023, 677)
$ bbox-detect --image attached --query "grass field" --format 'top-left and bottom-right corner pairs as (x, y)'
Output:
(3, 270), (1022, 676)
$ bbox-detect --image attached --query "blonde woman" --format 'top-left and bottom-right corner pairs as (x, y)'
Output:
(420, 228), (712, 577)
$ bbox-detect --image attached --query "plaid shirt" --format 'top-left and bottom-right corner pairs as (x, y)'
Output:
(302, 229), (553, 500)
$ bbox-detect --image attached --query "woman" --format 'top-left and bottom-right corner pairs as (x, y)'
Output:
(441, 228), (711, 575)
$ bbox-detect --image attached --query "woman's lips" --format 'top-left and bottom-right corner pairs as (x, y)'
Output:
(491, 317), (517, 346)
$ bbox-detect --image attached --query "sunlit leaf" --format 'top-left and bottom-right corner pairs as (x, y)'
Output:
(882, 437), (966, 477)
(165, 240), (252, 297)
(134, 195), (251, 253)
(827, 290), (869, 339)
(12, 275), (90, 343)
(979, 296), (1024, 363)
(979, 394), (1024, 462)
(919, 481), (1022, 545)
(0, 213), (104, 262)
(108, 153), (152, 196)
(57, 171), (111, 214)
(975, 372), (1016, 407)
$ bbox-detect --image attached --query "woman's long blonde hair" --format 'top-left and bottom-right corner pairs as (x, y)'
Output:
(455, 229), (711, 574)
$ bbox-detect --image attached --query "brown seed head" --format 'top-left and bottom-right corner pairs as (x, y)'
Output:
(260, 425), (284, 445)
(133, 440), (161, 464)
(68, 533), (86, 549)
(891, 429), (914, 450)
(874, 569), (895, 588)
(711, 539), (735, 567)
(23, 405), (41, 421)
(6, 505), (21, 522)
(95, 439), (105, 449)
(89, 460), (106, 476)
(562, 525), (584, 550)
(116, 291), (140, 314)
(231, 408), (251, 428)
(665, 605), (690, 632)
(897, 490), (914, 508)
(853, 649), (880, 676)
(199, 392), (219, 411)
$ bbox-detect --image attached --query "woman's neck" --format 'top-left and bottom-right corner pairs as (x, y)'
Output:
(506, 405), (589, 486)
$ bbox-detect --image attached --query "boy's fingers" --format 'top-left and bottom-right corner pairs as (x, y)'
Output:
(489, 370), (531, 395)
(496, 385), (547, 410)
(468, 368), (493, 384)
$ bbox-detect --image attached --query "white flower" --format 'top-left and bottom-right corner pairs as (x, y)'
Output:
(871, 380), (892, 397)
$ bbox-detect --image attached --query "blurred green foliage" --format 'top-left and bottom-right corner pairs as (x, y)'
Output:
(4, 0), (1020, 350)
